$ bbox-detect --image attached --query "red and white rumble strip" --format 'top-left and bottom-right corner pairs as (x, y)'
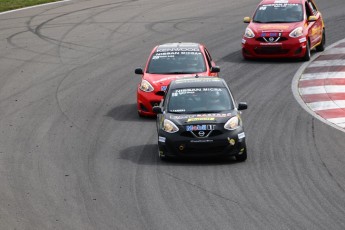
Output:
(294, 39), (345, 131)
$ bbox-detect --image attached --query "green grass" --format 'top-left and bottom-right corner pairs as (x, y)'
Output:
(0, 0), (61, 12)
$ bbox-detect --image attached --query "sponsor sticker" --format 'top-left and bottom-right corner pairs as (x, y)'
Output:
(186, 124), (215, 131)
(158, 136), (166, 143)
(190, 140), (213, 143)
(260, 25), (289, 30)
(156, 48), (200, 52)
(299, 37), (307, 43)
(261, 32), (279, 37)
(187, 117), (215, 122)
(238, 132), (245, 139)
(170, 113), (231, 120)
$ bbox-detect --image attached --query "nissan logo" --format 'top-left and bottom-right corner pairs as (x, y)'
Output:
(198, 131), (205, 137)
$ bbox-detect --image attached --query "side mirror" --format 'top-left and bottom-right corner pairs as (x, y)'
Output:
(135, 68), (144, 74)
(243, 17), (251, 23)
(152, 106), (163, 114)
(308, 16), (317, 22)
(211, 66), (220, 73)
(238, 102), (248, 111)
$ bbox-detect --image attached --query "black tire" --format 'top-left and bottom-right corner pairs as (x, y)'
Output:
(302, 40), (311, 62)
(235, 150), (247, 162)
(316, 29), (326, 52)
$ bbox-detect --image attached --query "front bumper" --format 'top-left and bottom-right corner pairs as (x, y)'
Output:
(137, 88), (163, 116)
(242, 36), (307, 59)
(158, 128), (246, 158)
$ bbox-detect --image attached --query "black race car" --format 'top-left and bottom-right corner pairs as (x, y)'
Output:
(153, 77), (248, 161)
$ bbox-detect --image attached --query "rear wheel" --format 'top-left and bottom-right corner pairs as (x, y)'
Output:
(302, 40), (311, 62)
(316, 29), (326, 52)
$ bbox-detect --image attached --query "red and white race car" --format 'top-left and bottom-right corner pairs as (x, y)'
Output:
(242, 0), (325, 61)
(135, 42), (220, 117)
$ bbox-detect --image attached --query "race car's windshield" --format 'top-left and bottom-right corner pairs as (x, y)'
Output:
(147, 51), (207, 74)
(168, 87), (234, 114)
(253, 3), (303, 23)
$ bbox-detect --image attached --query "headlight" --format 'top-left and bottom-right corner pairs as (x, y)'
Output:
(224, 116), (240, 130)
(139, 79), (154, 92)
(289, 27), (303, 38)
(244, 28), (255, 38)
(163, 119), (179, 133)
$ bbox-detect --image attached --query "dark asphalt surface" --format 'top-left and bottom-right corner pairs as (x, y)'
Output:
(0, 0), (344, 229)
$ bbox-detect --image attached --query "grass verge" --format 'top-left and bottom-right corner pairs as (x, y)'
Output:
(0, 0), (61, 12)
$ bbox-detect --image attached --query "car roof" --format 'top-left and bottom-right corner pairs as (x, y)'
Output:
(155, 42), (202, 52)
(259, 0), (303, 4)
(169, 77), (227, 89)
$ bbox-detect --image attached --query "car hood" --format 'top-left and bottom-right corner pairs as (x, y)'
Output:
(167, 112), (235, 126)
(250, 22), (303, 33)
(144, 73), (209, 87)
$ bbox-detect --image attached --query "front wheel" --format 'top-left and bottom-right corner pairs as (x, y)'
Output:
(302, 40), (311, 62)
(316, 29), (326, 52)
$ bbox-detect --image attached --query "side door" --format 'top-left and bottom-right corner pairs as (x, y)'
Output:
(305, 0), (323, 48)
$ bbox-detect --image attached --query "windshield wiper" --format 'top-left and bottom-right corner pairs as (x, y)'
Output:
(266, 21), (287, 23)
(166, 72), (192, 74)
(168, 111), (184, 114)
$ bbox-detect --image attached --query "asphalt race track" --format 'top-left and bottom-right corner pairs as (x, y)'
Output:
(0, 0), (345, 229)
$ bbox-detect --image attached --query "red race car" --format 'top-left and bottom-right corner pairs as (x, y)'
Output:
(135, 42), (220, 117)
(242, 0), (325, 61)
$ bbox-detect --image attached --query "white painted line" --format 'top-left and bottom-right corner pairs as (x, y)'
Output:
(328, 117), (345, 124)
(323, 48), (345, 55)
(309, 59), (345, 67)
(299, 85), (345, 95)
(330, 122), (345, 128)
(301, 72), (345, 80)
(0, 0), (71, 16)
(292, 38), (345, 133)
(307, 100), (345, 111)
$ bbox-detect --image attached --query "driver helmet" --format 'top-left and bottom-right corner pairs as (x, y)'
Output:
(207, 91), (221, 104)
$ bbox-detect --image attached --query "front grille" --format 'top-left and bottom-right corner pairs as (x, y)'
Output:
(181, 130), (223, 138)
(254, 46), (289, 54)
(256, 37), (288, 43)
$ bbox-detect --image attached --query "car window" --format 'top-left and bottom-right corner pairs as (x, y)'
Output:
(167, 87), (233, 113)
(204, 48), (213, 68)
(253, 3), (303, 23)
(147, 51), (207, 74)
(307, 0), (318, 15)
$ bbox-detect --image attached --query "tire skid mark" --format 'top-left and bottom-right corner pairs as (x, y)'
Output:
(158, 169), (294, 229)
(5, 30), (73, 64)
(311, 118), (345, 194)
